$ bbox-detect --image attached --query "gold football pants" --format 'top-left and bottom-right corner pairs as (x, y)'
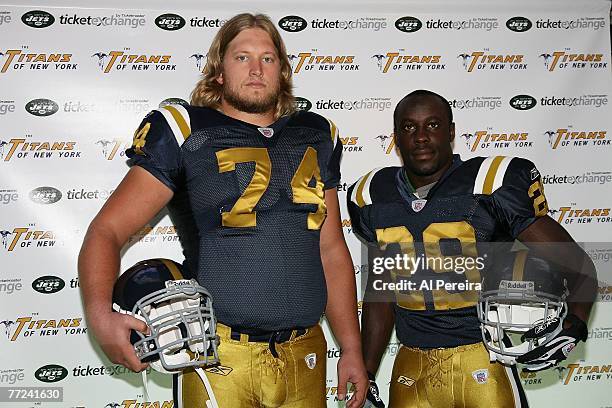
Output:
(174, 323), (327, 408)
(389, 342), (528, 408)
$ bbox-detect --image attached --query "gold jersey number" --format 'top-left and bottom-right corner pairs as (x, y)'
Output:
(216, 147), (327, 229)
(375, 221), (480, 311)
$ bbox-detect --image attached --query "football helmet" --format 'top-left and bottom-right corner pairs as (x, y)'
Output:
(112, 258), (219, 373)
(477, 245), (568, 365)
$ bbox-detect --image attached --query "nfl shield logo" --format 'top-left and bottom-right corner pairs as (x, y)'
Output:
(258, 127), (274, 138)
(562, 343), (576, 357)
(411, 199), (427, 212)
(305, 353), (317, 369)
(472, 369), (488, 384)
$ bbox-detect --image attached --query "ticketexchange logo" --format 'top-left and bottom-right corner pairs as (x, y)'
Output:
(58, 12), (145, 28)
(542, 172), (612, 186)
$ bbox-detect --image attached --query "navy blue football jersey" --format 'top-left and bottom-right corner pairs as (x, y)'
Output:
(347, 155), (549, 348)
(126, 105), (342, 330)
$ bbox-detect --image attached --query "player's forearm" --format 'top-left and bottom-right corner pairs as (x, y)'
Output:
(78, 222), (123, 321)
(361, 301), (395, 374)
(321, 243), (362, 354)
(566, 253), (597, 324)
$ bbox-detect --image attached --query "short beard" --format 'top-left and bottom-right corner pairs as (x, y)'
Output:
(223, 84), (278, 114)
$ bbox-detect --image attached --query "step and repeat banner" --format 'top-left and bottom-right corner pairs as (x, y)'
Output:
(0, 1), (611, 407)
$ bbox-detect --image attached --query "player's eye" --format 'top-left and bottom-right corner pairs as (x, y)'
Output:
(236, 55), (248, 62)
(403, 123), (416, 132)
(262, 56), (275, 63)
(427, 122), (439, 129)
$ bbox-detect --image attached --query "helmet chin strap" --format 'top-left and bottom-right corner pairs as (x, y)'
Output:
(484, 325), (532, 364)
(196, 367), (219, 408)
(139, 366), (218, 408)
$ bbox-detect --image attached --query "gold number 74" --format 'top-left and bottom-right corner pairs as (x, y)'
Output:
(216, 146), (326, 229)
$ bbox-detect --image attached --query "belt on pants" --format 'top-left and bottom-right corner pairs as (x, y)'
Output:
(228, 326), (308, 358)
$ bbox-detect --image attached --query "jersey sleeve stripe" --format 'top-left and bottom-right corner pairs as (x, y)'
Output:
(482, 156), (506, 195)
(326, 118), (339, 143)
(491, 156), (513, 193)
(163, 105), (191, 140)
(351, 168), (382, 207)
(161, 259), (184, 280)
(473, 156), (495, 195)
(351, 171), (371, 207)
(512, 249), (528, 281)
(156, 106), (190, 146)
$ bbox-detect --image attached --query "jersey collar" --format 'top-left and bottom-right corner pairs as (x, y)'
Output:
(395, 154), (463, 204)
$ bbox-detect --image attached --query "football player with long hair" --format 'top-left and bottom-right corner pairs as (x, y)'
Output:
(79, 13), (367, 407)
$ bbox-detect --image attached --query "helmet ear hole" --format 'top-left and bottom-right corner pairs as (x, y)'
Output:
(113, 258), (219, 372)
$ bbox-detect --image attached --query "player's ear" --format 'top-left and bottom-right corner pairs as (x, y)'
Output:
(449, 122), (455, 143)
(216, 72), (223, 85)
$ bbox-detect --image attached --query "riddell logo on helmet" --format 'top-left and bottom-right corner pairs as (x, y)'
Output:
(500, 280), (533, 290)
(165, 279), (194, 289)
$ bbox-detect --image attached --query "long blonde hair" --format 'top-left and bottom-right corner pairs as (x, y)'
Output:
(190, 13), (295, 119)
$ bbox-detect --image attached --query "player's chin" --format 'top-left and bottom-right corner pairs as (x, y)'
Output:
(408, 158), (438, 176)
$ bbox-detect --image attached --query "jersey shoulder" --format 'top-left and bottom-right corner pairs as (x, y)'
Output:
(348, 166), (400, 208)
(454, 155), (537, 196)
(134, 104), (196, 150)
(287, 111), (338, 143)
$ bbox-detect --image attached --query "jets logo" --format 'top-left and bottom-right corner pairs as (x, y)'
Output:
(278, 15), (307, 32)
(395, 16), (422, 33)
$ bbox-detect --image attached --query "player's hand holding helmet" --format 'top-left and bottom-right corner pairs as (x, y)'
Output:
(112, 258), (219, 372)
(515, 312), (587, 372)
(477, 245), (582, 370)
